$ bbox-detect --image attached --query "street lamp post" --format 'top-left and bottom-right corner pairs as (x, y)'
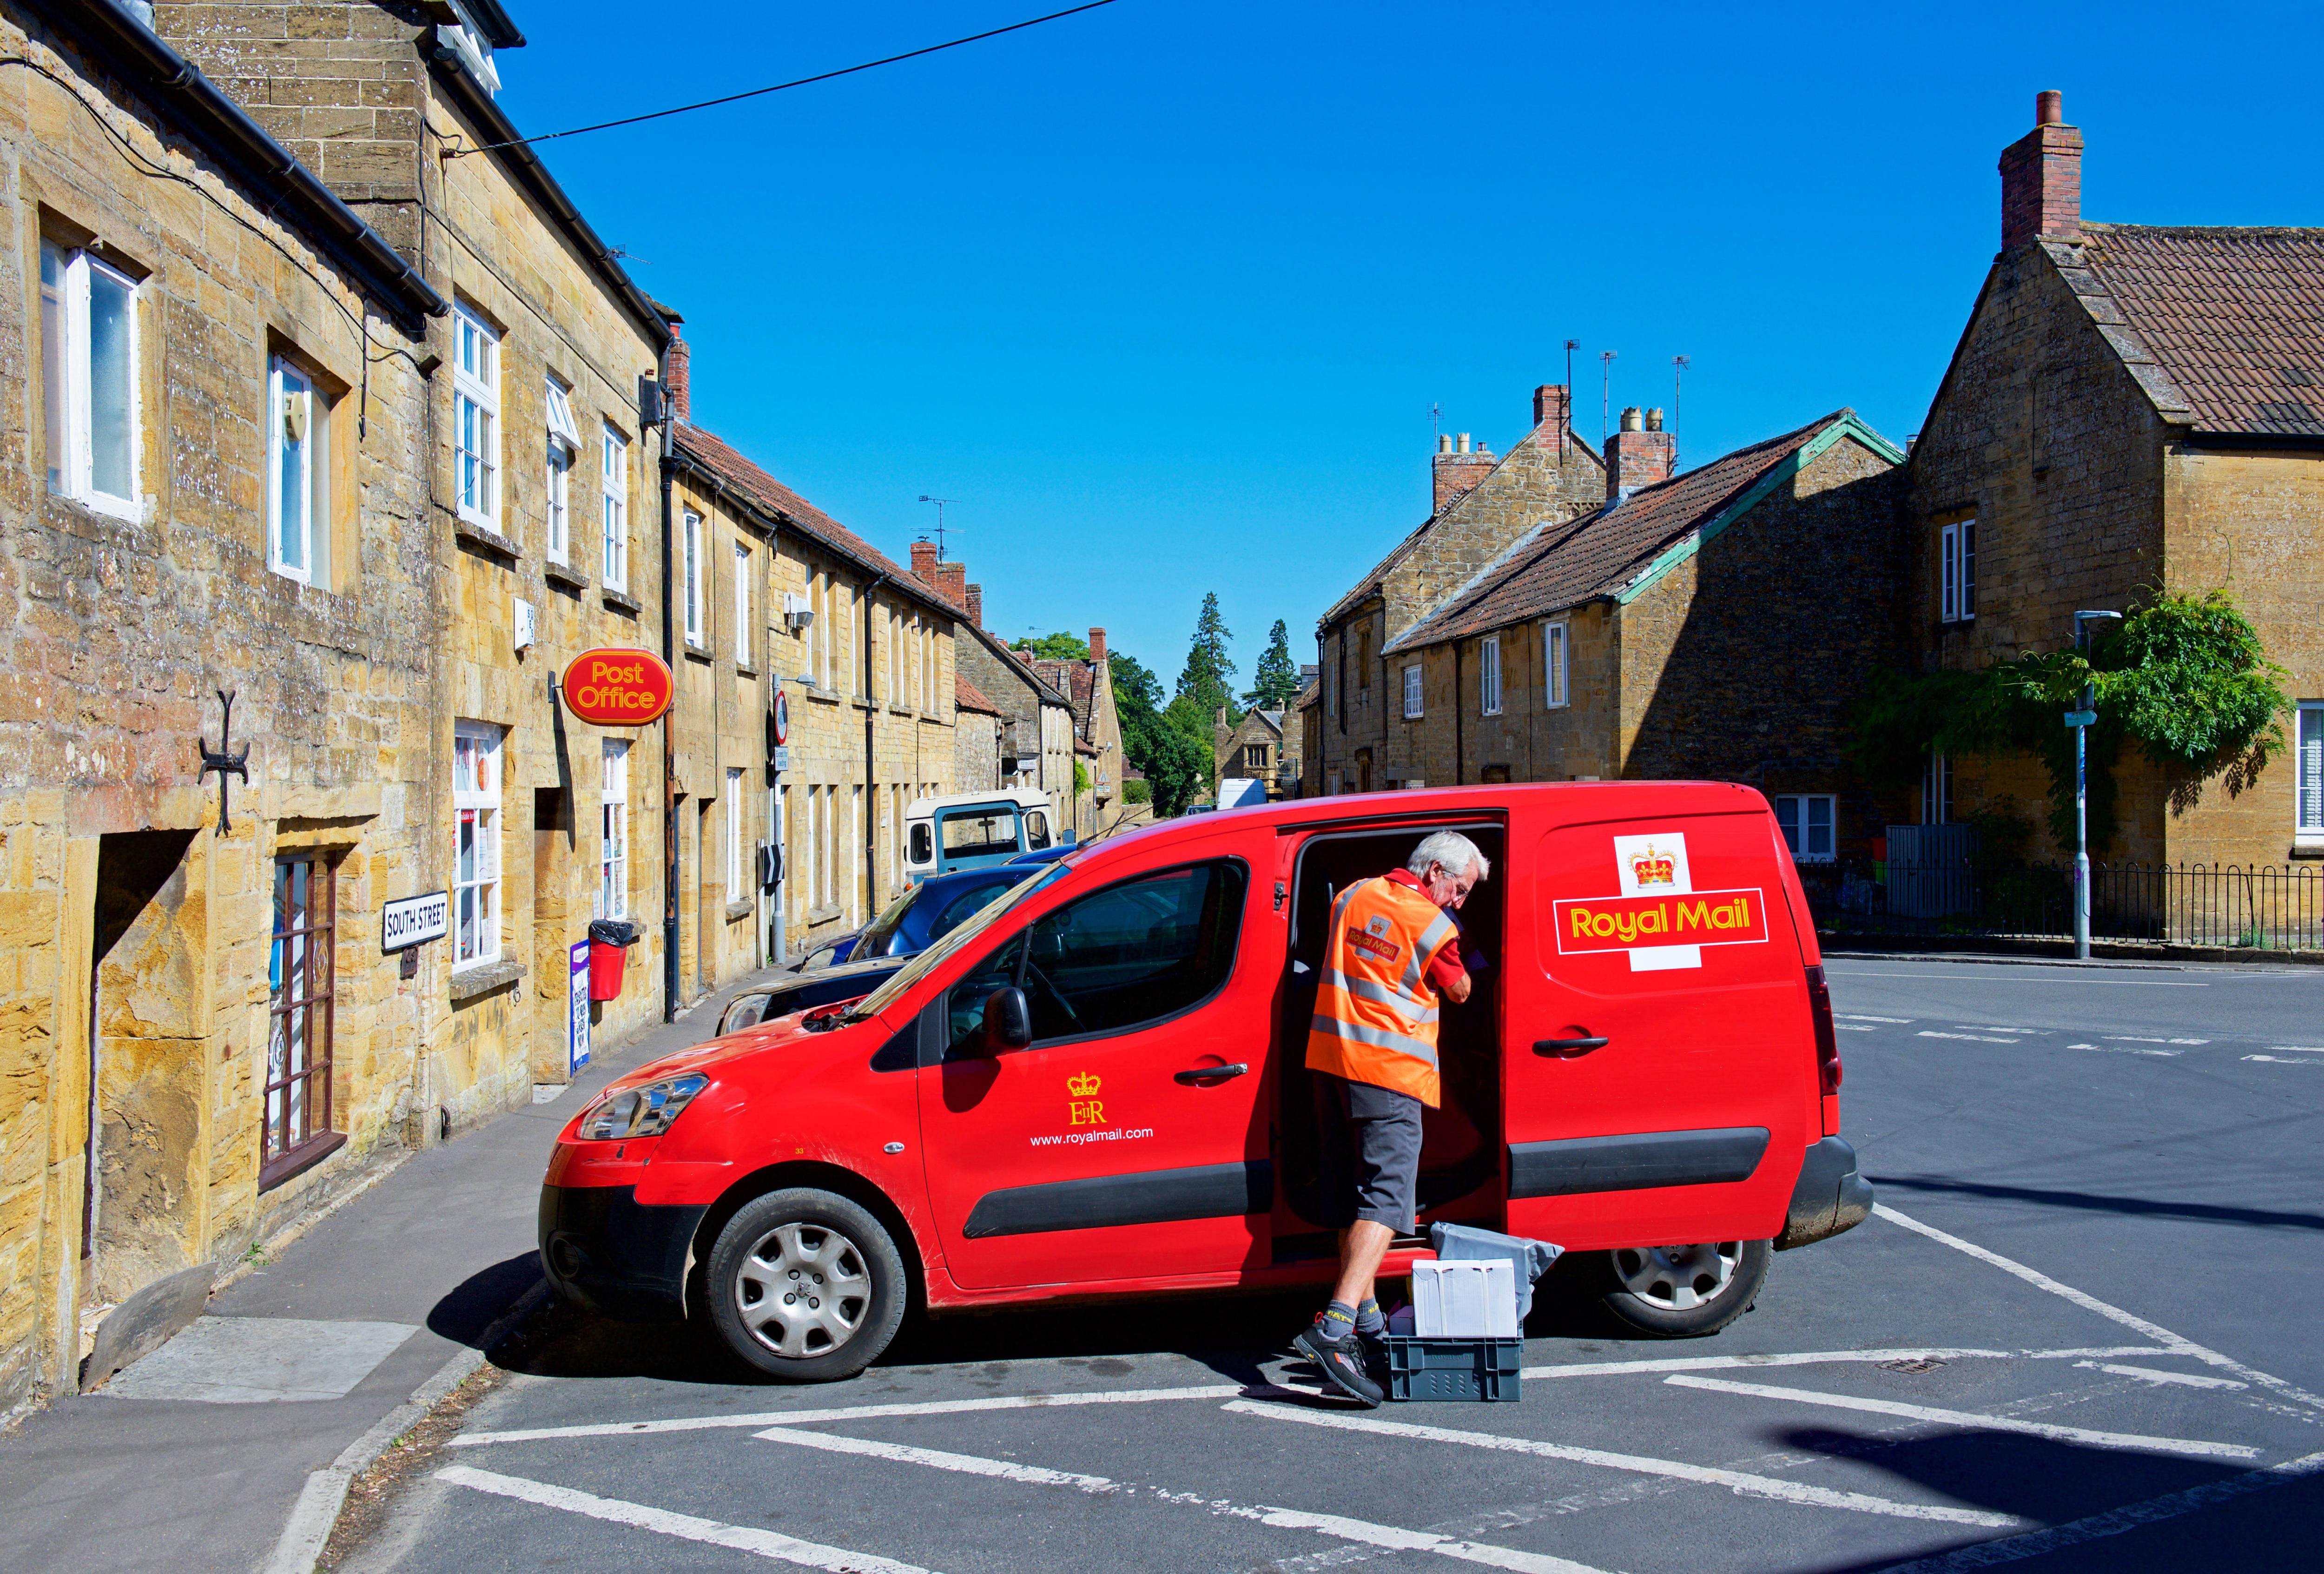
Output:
(2068, 609), (2121, 959)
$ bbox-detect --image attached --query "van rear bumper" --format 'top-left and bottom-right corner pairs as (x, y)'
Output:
(1776, 1136), (1874, 1250)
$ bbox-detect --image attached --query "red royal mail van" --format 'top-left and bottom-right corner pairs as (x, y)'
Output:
(540, 782), (1872, 1380)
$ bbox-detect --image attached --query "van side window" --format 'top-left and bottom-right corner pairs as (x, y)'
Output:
(1025, 811), (1051, 850)
(1023, 861), (1246, 1044)
(909, 822), (932, 864)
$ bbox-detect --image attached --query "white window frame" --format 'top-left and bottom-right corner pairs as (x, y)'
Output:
(1542, 620), (1570, 708)
(452, 304), (501, 531)
(1479, 635), (1503, 716)
(601, 424), (630, 590)
(266, 354), (327, 585)
(733, 541), (751, 666)
(598, 740), (629, 919)
(1774, 794), (1837, 864)
(1922, 752), (1953, 825)
(452, 721), (503, 967)
(1940, 519), (1976, 623)
(886, 605), (900, 702)
(40, 241), (141, 520)
(545, 377), (580, 566)
(683, 509), (705, 648)
(727, 768), (747, 903)
(1402, 664), (1423, 720)
(2298, 703), (2324, 842)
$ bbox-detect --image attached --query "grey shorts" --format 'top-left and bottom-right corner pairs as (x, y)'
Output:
(1312, 1072), (1423, 1234)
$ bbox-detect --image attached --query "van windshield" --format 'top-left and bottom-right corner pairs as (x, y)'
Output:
(940, 808), (1019, 859)
(846, 862), (1070, 1021)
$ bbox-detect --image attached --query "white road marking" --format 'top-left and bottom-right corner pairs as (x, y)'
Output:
(750, 1422), (1602, 1573)
(1222, 1399), (2023, 1527)
(2245, 1053), (2324, 1066)
(1952, 1025), (2041, 1034)
(1918, 1031), (2028, 1044)
(1837, 1014), (1915, 1023)
(1874, 1202), (2324, 1415)
(455, 1382), (1272, 1445)
(2105, 1034), (2209, 1045)
(436, 1465), (937, 1573)
(2066, 1042), (2181, 1057)
(1520, 1347), (2169, 1381)
(1662, 1374), (2259, 1460)
(2075, 1361), (2249, 1391)
(2267, 1045), (2324, 1053)
(1865, 1447), (2324, 1573)
(1827, 970), (2209, 986)
(1835, 1024), (1880, 1032)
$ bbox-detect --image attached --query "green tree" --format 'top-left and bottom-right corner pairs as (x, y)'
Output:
(1174, 592), (1237, 717)
(1013, 631), (1091, 661)
(1244, 618), (1303, 709)
(1111, 650), (1207, 817)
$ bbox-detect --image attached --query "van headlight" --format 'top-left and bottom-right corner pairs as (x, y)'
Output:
(579, 1074), (709, 1141)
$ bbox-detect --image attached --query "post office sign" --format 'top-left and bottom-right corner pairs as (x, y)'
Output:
(561, 648), (674, 727)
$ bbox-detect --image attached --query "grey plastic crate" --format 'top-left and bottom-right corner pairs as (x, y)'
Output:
(1384, 1336), (1523, 1402)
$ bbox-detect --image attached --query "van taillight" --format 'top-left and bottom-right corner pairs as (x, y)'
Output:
(1804, 964), (1842, 1095)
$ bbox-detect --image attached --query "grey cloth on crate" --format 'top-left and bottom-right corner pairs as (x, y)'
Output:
(1427, 1222), (1563, 1321)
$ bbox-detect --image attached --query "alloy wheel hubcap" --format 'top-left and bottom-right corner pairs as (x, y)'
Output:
(733, 1220), (872, 1358)
(1612, 1241), (1742, 1311)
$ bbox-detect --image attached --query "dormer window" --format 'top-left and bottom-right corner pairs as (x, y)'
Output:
(441, 4), (502, 95)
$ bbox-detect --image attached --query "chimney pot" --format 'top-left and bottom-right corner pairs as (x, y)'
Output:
(1620, 407), (1644, 432)
(1456, 432), (1472, 454)
(1438, 433), (1452, 455)
(1644, 407), (1664, 432)
(2036, 89), (2063, 126)
(1604, 418), (1677, 503)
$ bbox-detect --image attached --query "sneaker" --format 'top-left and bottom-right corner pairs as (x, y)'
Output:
(1293, 1321), (1384, 1408)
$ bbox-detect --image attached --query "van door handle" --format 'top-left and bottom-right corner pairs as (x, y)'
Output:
(1534, 1037), (1609, 1056)
(1175, 1062), (1249, 1085)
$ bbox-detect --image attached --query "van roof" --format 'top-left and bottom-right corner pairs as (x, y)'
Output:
(905, 790), (1052, 816)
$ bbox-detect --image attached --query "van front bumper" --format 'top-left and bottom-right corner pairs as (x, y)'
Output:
(538, 1183), (706, 1323)
(1776, 1136), (1874, 1250)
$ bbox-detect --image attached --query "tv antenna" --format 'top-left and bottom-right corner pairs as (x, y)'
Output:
(916, 495), (962, 558)
(1563, 339), (1579, 462)
(1672, 355), (1689, 469)
(1600, 350), (1618, 442)
(1430, 402), (1443, 445)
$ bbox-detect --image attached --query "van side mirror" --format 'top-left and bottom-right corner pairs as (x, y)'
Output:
(983, 986), (1032, 1051)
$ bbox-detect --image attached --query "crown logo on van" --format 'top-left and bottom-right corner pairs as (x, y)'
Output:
(1067, 1072), (1101, 1097)
(1629, 846), (1677, 886)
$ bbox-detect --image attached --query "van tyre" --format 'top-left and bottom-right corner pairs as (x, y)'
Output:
(1598, 1238), (1769, 1338)
(706, 1188), (907, 1381)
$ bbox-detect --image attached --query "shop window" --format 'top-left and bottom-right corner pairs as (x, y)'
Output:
(265, 855), (337, 1176)
(599, 740), (629, 919)
(267, 354), (333, 586)
(601, 424), (629, 589)
(453, 722), (503, 966)
(453, 304), (500, 530)
(1775, 794), (1837, 863)
(40, 239), (140, 519)
(545, 377), (580, 565)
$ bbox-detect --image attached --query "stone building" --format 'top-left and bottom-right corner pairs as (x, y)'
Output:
(1374, 407), (1905, 863)
(952, 674), (1005, 794)
(1314, 386), (1603, 794)
(0, 0), (446, 1411)
(1906, 92), (2324, 866)
(670, 420), (959, 963)
(1214, 707), (1288, 801)
(1297, 676), (1324, 798)
(1023, 626), (1125, 840)
(932, 554), (1077, 831)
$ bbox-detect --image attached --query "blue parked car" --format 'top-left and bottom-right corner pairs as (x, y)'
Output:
(787, 862), (1035, 974)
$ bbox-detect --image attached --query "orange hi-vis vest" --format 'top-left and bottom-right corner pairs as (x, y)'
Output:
(1306, 875), (1460, 1107)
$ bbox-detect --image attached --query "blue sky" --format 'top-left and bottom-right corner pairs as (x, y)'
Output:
(499, 0), (2321, 693)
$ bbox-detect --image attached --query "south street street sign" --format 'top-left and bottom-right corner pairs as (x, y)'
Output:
(382, 890), (449, 952)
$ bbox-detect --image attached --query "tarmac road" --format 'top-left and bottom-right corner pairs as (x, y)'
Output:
(345, 956), (2324, 1574)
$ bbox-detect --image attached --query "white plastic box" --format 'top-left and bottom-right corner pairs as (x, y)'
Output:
(1411, 1259), (1519, 1338)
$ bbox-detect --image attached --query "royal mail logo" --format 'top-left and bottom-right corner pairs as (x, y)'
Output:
(1628, 845), (1678, 887)
(1552, 887), (1771, 956)
(1366, 915), (1393, 938)
(1067, 1070), (1107, 1128)
(1067, 1072), (1101, 1097)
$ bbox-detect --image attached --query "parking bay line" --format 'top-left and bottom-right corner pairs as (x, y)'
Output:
(2075, 1362), (2248, 1392)
(750, 1423), (1606, 1574)
(1519, 1346), (2171, 1381)
(1221, 1399), (2023, 1527)
(436, 1465), (939, 1574)
(1662, 1374), (2259, 1461)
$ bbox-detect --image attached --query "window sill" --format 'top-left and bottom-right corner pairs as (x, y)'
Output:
(803, 686), (844, 705)
(2291, 843), (2324, 860)
(602, 587), (642, 616)
(257, 1130), (347, 1194)
(684, 645), (713, 665)
(735, 661), (759, 679)
(725, 899), (755, 923)
(454, 517), (521, 560)
(806, 903), (843, 924)
(888, 704), (915, 717)
(449, 956), (526, 1001)
(544, 559), (589, 592)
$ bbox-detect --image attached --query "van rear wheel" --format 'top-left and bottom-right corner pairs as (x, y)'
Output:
(1598, 1238), (1769, 1338)
(705, 1188), (907, 1381)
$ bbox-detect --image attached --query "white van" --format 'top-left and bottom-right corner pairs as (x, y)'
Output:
(901, 790), (1062, 883)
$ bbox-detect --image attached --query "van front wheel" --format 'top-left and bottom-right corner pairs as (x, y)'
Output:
(1598, 1238), (1769, 1338)
(705, 1188), (907, 1380)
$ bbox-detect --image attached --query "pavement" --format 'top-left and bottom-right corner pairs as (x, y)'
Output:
(335, 952), (2324, 1574)
(0, 965), (783, 1574)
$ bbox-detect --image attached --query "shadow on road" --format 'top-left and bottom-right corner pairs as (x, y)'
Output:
(1871, 1173), (2324, 1233)
(426, 1253), (546, 1348)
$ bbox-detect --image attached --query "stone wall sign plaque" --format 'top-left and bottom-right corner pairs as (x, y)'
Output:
(382, 890), (449, 952)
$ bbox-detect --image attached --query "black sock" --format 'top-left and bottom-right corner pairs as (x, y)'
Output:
(1316, 1300), (1357, 1343)
(1355, 1297), (1386, 1338)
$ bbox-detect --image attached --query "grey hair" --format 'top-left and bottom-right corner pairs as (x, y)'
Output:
(1408, 831), (1489, 881)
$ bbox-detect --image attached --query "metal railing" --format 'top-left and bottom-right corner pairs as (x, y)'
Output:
(1810, 862), (2324, 952)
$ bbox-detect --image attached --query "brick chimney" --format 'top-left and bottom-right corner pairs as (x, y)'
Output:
(1433, 432), (1495, 514)
(1532, 384), (1571, 436)
(2000, 90), (2081, 250)
(1604, 407), (1675, 502)
(665, 323), (690, 423)
(1088, 627), (1107, 664)
(966, 584), (984, 628)
(910, 540), (938, 584)
(935, 561), (967, 609)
